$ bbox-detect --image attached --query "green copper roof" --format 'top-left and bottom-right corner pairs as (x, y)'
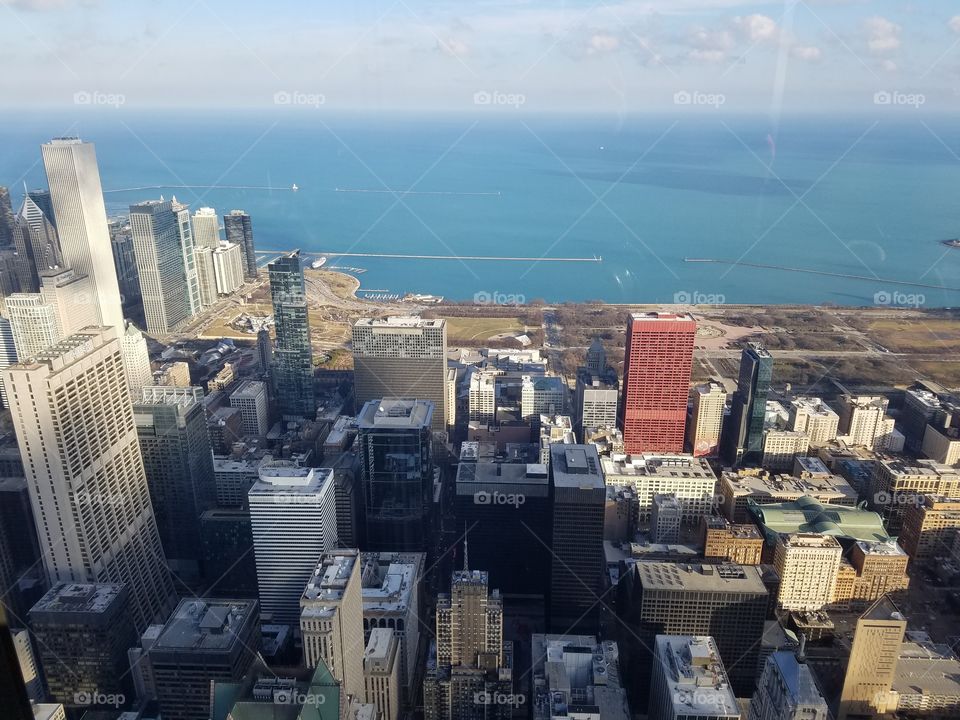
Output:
(747, 495), (892, 543)
(213, 661), (341, 720)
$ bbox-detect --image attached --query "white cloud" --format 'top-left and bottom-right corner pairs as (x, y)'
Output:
(791, 45), (822, 62)
(436, 38), (470, 57)
(733, 14), (779, 44)
(588, 32), (621, 55)
(688, 48), (727, 64)
(881, 59), (897, 73)
(865, 16), (901, 54)
(950, 16), (960, 35)
(686, 26), (735, 51)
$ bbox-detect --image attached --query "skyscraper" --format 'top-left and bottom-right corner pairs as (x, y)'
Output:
(301, 549), (366, 702)
(194, 245), (218, 306)
(838, 596), (906, 720)
(749, 650), (830, 720)
(3, 327), (175, 630)
(191, 206), (220, 249)
(224, 209), (258, 279)
(649, 635), (740, 720)
(12, 194), (62, 292)
(171, 198), (202, 316)
(26, 189), (55, 227)
(424, 569), (511, 720)
(357, 398), (434, 552)
(0, 186), (17, 249)
(725, 343), (773, 465)
(213, 241), (244, 294)
(122, 320), (153, 391)
(249, 463), (337, 625)
(687, 381), (726, 457)
(352, 316), (447, 433)
(133, 385), (217, 578)
(549, 444), (606, 633)
(268, 251), (315, 418)
(5, 293), (61, 358)
(41, 138), (124, 333)
(129, 199), (192, 334)
(108, 218), (142, 311)
(0, 318), (17, 408)
(619, 312), (696, 454)
(0, 604), (33, 720)
(39, 266), (97, 338)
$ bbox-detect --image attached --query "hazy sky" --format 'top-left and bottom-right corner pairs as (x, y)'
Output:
(2, 0), (960, 112)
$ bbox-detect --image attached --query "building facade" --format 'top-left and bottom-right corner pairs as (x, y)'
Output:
(269, 251), (315, 418)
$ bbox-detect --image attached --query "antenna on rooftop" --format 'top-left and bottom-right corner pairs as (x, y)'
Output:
(463, 523), (469, 573)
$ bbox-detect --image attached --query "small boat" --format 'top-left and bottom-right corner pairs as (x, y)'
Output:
(311, 257), (327, 269)
(941, 239), (960, 249)
(291, 183), (299, 192)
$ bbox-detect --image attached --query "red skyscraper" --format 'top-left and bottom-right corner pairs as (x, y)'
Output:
(619, 312), (697, 454)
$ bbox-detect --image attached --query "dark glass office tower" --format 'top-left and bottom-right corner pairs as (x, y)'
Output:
(358, 398), (434, 552)
(0, 187), (16, 249)
(12, 194), (62, 292)
(133, 386), (217, 579)
(725, 342), (773, 465)
(224, 209), (258, 279)
(0, 604), (32, 720)
(26, 189), (56, 229)
(268, 250), (315, 418)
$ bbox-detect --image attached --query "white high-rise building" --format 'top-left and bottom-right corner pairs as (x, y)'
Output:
(128, 199), (191, 335)
(171, 198), (202, 316)
(773, 533), (842, 612)
(230, 379), (269, 436)
(41, 138), (124, 334)
(5, 294), (61, 358)
(0, 317), (17, 407)
(837, 395), (900, 451)
(2, 327), (175, 631)
(40, 267), (96, 338)
(688, 382), (726, 457)
(191, 207), (220, 249)
(213, 242), (244, 295)
(121, 321), (153, 392)
(301, 549), (366, 702)
(249, 462), (337, 625)
(194, 246), (218, 307)
(789, 397), (840, 447)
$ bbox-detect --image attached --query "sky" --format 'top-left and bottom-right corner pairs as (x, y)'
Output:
(1, 0), (960, 113)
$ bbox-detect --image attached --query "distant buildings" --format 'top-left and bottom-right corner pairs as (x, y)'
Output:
(702, 515), (764, 565)
(352, 316), (448, 433)
(12, 194), (61, 292)
(269, 251), (315, 418)
(761, 430), (810, 471)
(868, 458), (960, 534)
(213, 241), (244, 294)
(128, 199), (192, 334)
(249, 463), (337, 625)
(549, 444), (606, 633)
(899, 495), (960, 560)
(788, 397), (839, 446)
(620, 313), (696, 454)
(531, 634), (628, 720)
(229, 379), (270, 436)
(142, 597), (259, 720)
(29, 582), (136, 712)
(191, 206), (220, 249)
(725, 342), (773, 465)
(837, 395), (900, 451)
(300, 549), (366, 701)
(717, 467), (856, 523)
(4, 328), (174, 630)
(649, 635), (740, 720)
(575, 367), (619, 438)
(687, 382), (726, 457)
(223, 209), (257, 279)
(602, 453), (718, 524)
(358, 399), (434, 552)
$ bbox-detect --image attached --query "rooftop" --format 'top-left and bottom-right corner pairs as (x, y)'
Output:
(456, 461), (550, 494)
(301, 550), (359, 618)
(30, 582), (126, 617)
(357, 398), (434, 429)
(769, 651), (827, 706)
(603, 453), (715, 480)
(249, 465), (332, 496)
(360, 551), (422, 615)
(231, 380), (267, 399)
(656, 635), (739, 718)
(354, 315), (444, 328)
(635, 563), (768, 594)
(748, 496), (892, 543)
(154, 598), (258, 653)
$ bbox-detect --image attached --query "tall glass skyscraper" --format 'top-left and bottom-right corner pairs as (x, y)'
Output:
(725, 342), (773, 465)
(268, 250), (315, 418)
(224, 209), (257, 280)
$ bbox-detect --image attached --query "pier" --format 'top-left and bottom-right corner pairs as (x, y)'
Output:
(334, 188), (501, 197)
(255, 250), (601, 263)
(104, 184), (297, 193)
(685, 258), (959, 292)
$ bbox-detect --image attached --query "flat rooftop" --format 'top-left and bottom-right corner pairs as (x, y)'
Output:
(551, 445), (604, 489)
(635, 563), (768, 594)
(455, 461), (550, 494)
(249, 466), (332, 495)
(656, 635), (739, 718)
(360, 552), (423, 615)
(357, 398), (433, 429)
(301, 551), (359, 618)
(31, 582), (126, 616)
(354, 316), (444, 328)
(721, 470), (856, 500)
(154, 598), (257, 653)
(603, 454), (715, 480)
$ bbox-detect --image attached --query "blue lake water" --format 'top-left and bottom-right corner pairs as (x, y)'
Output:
(2, 110), (959, 306)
